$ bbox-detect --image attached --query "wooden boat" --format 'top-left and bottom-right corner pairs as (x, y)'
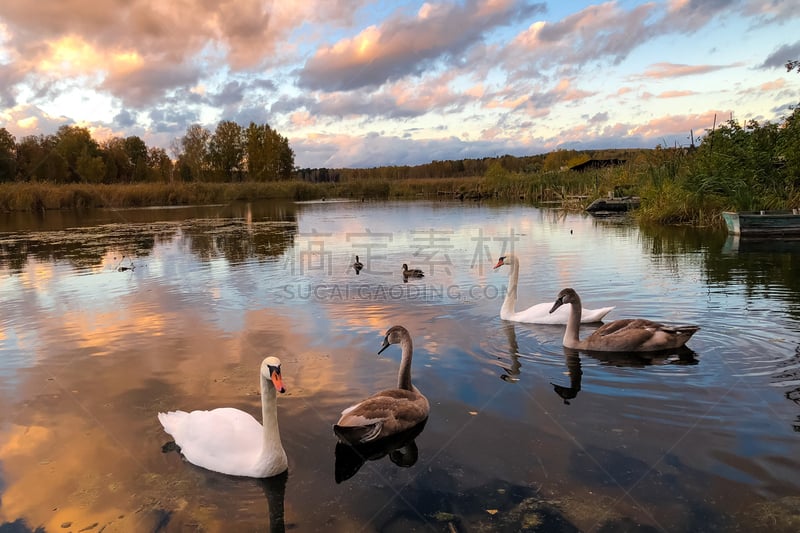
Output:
(585, 196), (640, 214)
(722, 210), (800, 236)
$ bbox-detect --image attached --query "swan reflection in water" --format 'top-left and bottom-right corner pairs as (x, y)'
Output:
(160, 443), (289, 532)
(552, 347), (699, 405)
(334, 419), (427, 483)
(499, 321), (522, 383)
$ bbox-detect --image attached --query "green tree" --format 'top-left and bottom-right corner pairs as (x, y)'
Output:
(16, 134), (67, 182)
(0, 127), (17, 181)
(55, 125), (100, 182)
(76, 147), (106, 183)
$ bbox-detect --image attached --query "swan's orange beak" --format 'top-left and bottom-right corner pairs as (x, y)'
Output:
(271, 369), (286, 394)
(493, 258), (505, 269)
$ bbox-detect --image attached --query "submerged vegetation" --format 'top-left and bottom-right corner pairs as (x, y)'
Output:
(1, 107), (799, 228)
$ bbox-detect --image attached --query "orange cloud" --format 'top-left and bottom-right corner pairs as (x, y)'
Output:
(642, 62), (730, 79)
(658, 90), (697, 98)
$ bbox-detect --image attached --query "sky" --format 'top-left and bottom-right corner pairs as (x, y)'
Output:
(1, 0), (799, 169)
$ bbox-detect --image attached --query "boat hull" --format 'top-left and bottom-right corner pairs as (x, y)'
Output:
(722, 210), (800, 236)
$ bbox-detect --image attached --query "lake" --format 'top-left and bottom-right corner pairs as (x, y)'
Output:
(1, 199), (799, 532)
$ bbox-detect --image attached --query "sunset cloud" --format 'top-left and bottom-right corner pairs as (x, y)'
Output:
(0, 0), (797, 167)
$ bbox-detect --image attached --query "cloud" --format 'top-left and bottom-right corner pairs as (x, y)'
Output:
(640, 62), (732, 79)
(0, 103), (71, 139)
(298, 0), (545, 91)
(759, 41), (800, 69)
(658, 90), (697, 98)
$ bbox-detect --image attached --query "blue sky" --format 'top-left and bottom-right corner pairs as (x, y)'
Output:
(1, 0), (799, 168)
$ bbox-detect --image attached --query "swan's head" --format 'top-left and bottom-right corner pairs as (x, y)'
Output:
(550, 288), (579, 314)
(493, 254), (515, 269)
(378, 325), (410, 355)
(261, 356), (286, 394)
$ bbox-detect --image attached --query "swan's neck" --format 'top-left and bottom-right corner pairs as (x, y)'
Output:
(501, 256), (520, 318)
(563, 297), (583, 348)
(397, 336), (414, 391)
(260, 373), (283, 456)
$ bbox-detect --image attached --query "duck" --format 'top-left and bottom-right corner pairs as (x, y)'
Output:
(334, 325), (430, 445)
(157, 356), (288, 478)
(402, 264), (424, 278)
(549, 287), (700, 352)
(494, 254), (614, 324)
(353, 255), (364, 270)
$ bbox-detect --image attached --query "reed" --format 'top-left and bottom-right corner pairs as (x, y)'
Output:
(0, 181), (343, 211)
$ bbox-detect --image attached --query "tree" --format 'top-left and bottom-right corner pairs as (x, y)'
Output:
(101, 137), (131, 182)
(244, 122), (294, 181)
(16, 134), (67, 182)
(208, 120), (244, 181)
(76, 147), (106, 183)
(147, 147), (173, 182)
(55, 125), (100, 182)
(180, 124), (210, 181)
(0, 127), (16, 181)
(125, 136), (149, 182)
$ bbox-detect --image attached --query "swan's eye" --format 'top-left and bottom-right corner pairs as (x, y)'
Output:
(267, 364), (280, 375)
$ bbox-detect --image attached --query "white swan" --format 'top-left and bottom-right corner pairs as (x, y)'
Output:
(334, 325), (429, 445)
(158, 356), (288, 478)
(550, 287), (700, 352)
(494, 254), (614, 324)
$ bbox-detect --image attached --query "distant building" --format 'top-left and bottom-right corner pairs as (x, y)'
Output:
(569, 158), (626, 172)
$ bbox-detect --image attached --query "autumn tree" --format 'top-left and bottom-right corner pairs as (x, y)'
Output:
(180, 124), (211, 181)
(147, 147), (173, 182)
(208, 120), (244, 181)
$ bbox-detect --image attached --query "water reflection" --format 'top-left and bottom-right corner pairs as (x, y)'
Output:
(551, 347), (699, 404)
(334, 419), (427, 483)
(159, 446), (288, 533)
(0, 201), (299, 272)
(499, 322), (522, 383)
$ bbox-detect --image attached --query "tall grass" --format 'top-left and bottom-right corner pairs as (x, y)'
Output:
(0, 181), (343, 212)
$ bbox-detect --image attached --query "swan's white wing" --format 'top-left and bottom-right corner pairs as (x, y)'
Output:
(158, 407), (264, 476)
(508, 302), (615, 324)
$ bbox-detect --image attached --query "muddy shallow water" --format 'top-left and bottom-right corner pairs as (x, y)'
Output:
(1, 200), (799, 532)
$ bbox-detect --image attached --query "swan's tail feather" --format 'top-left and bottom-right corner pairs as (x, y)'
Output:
(333, 421), (383, 445)
(157, 410), (189, 436)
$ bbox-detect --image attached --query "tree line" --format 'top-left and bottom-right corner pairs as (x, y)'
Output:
(0, 120), (295, 184)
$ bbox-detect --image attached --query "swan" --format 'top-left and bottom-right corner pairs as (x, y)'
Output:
(334, 325), (430, 445)
(402, 264), (425, 278)
(494, 254), (614, 324)
(157, 356), (288, 478)
(353, 255), (363, 270)
(550, 287), (700, 352)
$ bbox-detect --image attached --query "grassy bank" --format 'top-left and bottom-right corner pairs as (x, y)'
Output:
(0, 181), (344, 212)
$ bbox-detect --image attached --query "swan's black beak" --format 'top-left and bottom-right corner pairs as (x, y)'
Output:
(493, 257), (506, 269)
(270, 367), (286, 393)
(378, 336), (391, 355)
(549, 297), (564, 314)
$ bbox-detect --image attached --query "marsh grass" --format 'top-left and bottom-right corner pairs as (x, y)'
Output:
(0, 181), (343, 212)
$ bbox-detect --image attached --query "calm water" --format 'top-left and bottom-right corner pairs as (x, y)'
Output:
(1, 200), (799, 532)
